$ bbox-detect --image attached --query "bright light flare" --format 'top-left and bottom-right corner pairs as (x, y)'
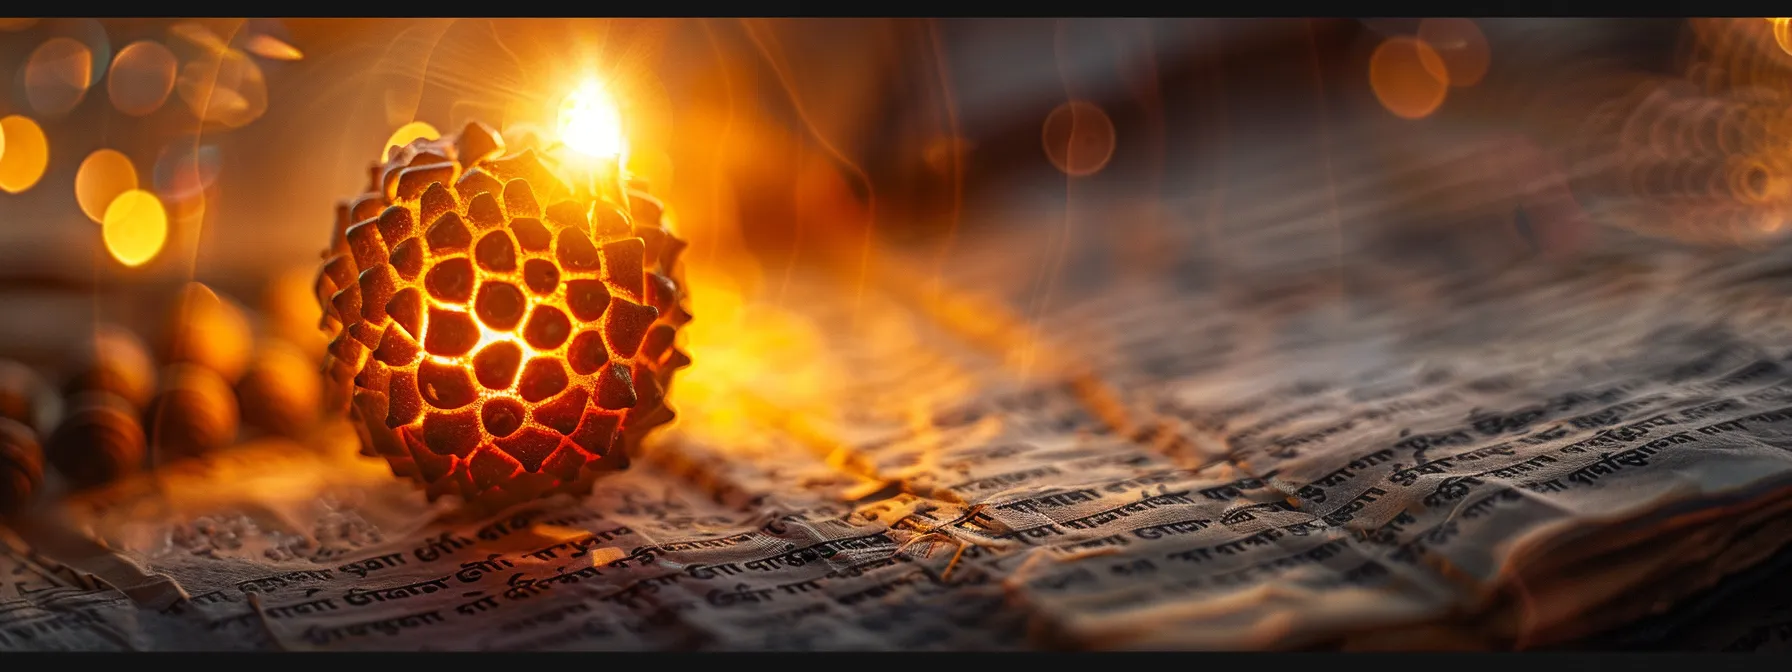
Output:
(557, 80), (626, 159)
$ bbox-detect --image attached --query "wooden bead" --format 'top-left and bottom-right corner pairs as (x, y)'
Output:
(235, 340), (322, 439)
(163, 283), (254, 384)
(262, 266), (329, 363)
(144, 364), (240, 461)
(47, 391), (146, 489)
(63, 323), (158, 410)
(0, 359), (53, 433)
(0, 418), (44, 515)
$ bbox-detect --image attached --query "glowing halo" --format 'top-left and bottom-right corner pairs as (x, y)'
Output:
(557, 80), (627, 160)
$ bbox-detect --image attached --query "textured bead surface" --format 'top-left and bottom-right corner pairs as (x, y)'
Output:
(47, 391), (146, 489)
(145, 364), (240, 461)
(0, 418), (43, 515)
(317, 122), (690, 507)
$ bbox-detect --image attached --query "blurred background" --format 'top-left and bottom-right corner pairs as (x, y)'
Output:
(13, 19), (1792, 650)
(0, 17), (1786, 374)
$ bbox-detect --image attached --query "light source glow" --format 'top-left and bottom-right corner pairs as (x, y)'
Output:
(102, 189), (168, 267)
(0, 115), (49, 194)
(383, 121), (439, 163)
(76, 149), (139, 224)
(557, 80), (626, 159)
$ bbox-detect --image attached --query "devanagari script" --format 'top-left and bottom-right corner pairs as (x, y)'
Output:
(12, 142), (1792, 650)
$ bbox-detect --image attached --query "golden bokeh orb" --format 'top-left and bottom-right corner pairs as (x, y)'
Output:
(76, 149), (139, 224)
(0, 115), (49, 194)
(101, 189), (169, 267)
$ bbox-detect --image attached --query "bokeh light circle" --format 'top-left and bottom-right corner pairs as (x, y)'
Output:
(175, 47), (268, 129)
(152, 141), (222, 203)
(1042, 100), (1116, 177)
(1772, 18), (1792, 57)
(382, 121), (439, 162)
(0, 115), (49, 194)
(24, 37), (94, 117)
(1418, 18), (1491, 87)
(1370, 36), (1450, 120)
(53, 18), (111, 85)
(101, 189), (168, 267)
(108, 40), (179, 116)
(75, 149), (139, 224)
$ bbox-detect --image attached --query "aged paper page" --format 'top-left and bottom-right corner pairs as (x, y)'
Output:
(11, 156), (1792, 649)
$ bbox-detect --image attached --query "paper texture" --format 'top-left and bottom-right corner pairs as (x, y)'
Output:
(10, 203), (1792, 650)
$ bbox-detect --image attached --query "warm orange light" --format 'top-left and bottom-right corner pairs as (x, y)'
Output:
(1772, 18), (1792, 56)
(76, 149), (139, 224)
(244, 34), (303, 61)
(318, 121), (689, 508)
(557, 80), (626, 159)
(102, 189), (168, 267)
(0, 115), (49, 194)
(383, 121), (440, 163)
(1370, 37), (1450, 120)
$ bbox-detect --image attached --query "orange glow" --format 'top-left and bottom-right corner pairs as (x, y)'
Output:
(1773, 19), (1792, 56)
(1370, 37), (1450, 120)
(557, 80), (627, 159)
(671, 268), (826, 439)
(625, 148), (675, 192)
(1418, 18), (1491, 87)
(319, 122), (690, 507)
(382, 121), (440, 162)
(101, 189), (168, 267)
(244, 34), (303, 61)
(75, 149), (139, 225)
(0, 115), (49, 194)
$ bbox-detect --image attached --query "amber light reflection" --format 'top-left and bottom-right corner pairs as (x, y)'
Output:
(558, 79), (627, 160)
(542, 74), (849, 458)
